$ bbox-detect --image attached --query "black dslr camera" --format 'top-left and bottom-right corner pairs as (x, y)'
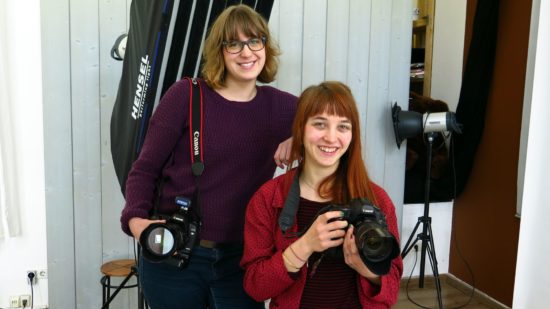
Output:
(325, 198), (400, 275)
(139, 197), (199, 268)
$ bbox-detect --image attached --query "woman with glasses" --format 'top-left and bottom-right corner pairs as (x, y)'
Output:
(120, 4), (297, 308)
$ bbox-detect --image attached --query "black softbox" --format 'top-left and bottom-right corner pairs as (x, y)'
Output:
(110, 0), (274, 196)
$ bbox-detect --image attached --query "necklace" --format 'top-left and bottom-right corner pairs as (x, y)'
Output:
(300, 175), (331, 202)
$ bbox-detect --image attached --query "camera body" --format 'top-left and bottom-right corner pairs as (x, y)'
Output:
(140, 197), (199, 268)
(325, 198), (399, 275)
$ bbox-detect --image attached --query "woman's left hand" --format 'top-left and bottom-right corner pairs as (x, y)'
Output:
(343, 225), (381, 284)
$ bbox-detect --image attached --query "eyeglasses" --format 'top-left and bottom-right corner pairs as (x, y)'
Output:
(222, 37), (266, 54)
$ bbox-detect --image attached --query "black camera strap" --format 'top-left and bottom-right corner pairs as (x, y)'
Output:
(185, 77), (204, 219)
(278, 172), (337, 238)
(278, 172), (301, 234)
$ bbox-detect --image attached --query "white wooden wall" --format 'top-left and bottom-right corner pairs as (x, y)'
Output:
(41, 0), (410, 308)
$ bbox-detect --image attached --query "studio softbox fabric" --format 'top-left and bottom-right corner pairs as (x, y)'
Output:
(110, 0), (274, 196)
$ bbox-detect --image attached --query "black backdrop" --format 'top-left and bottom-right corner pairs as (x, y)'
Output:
(423, 0), (499, 202)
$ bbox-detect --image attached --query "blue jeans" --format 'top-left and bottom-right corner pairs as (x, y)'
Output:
(139, 244), (263, 309)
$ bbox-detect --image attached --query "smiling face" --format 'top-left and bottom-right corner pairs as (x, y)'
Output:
(302, 112), (353, 173)
(222, 31), (266, 86)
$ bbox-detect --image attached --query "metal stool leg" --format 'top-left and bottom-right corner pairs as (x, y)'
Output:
(101, 268), (136, 309)
(101, 276), (107, 306)
(106, 276), (111, 308)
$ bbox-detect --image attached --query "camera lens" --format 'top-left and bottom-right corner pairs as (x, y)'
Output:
(355, 224), (394, 262)
(144, 226), (175, 256)
(364, 229), (383, 250)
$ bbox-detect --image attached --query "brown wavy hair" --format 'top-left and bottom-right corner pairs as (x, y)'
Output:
(201, 4), (280, 89)
(285, 81), (376, 204)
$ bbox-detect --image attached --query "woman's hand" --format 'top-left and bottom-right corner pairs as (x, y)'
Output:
(298, 210), (348, 255)
(128, 217), (165, 241)
(274, 137), (293, 168)
(343, 225), (381, 285)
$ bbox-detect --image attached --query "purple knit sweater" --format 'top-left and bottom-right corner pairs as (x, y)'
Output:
(120, 78), (297, 242)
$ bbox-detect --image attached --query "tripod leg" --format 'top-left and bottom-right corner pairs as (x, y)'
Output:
(426, 223), (443, 309)
(426, 221), (439, 266)
(426, 241), (444, 309)
(402, 218), (422, 258)
(418, 216), (432, 288)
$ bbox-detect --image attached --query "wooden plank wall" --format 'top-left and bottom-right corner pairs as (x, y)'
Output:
(41, 0), (76, 308)
(42, 0), (410, 308)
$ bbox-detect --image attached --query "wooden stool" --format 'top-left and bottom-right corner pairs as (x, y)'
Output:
(100, 259), (145, 309)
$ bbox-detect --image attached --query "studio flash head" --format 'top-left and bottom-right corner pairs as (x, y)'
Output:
(391, 102), (462, 148)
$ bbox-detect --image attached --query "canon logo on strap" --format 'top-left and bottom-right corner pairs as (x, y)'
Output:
(193, 131), (200, 156)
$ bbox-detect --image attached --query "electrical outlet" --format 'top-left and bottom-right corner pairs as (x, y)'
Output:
(9, 295), (20, 307)
(20, 295), (31, 307)
(37, 269), (48, 279)
(27, 270), (37, 285)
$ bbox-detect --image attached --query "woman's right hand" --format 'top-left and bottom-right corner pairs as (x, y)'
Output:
(274, 137), (293, 168)
(298, 210), (349, 255)
(128, 217), (166, 240)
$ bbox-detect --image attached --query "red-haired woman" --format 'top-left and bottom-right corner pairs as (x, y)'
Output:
(241, 81), (403, 308)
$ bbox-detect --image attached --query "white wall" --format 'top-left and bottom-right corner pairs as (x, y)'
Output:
(430, 0), (466, 111)
(513, 0), (550, 307)
(0, 0), (48, 308)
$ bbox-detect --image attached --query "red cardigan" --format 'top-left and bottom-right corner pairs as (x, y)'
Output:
(241, 171), (403, 308)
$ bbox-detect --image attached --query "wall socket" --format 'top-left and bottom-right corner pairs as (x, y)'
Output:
(37, 269), (48, 279)
(9, 295), (20, 307)
(20, 295), (31, 307)
(8, 295), (32, 308)
(27, 270), (37, 285)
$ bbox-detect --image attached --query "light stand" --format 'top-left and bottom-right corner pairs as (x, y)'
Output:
(401, 132), (443, 309)
(391, 102), (462, 309)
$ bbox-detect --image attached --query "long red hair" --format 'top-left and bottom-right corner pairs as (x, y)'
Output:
(285, 81), (376, 204)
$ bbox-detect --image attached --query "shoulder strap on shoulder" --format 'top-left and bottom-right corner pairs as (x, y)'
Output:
(278, 172), (301, 234)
